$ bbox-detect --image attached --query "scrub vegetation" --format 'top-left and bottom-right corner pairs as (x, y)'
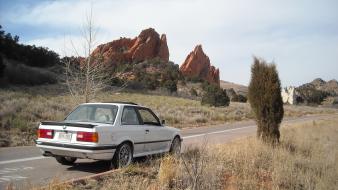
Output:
(248, 58), (284, 144)
(0, 85), (337, 147)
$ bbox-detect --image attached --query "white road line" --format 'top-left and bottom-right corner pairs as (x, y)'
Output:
(0, 125), (256, 165)
(0, 156), (47, 165)
(182, 125), (255, 139)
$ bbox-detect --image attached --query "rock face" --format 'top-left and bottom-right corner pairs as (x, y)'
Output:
(281, 78), (338, 105)
(158, 34), (169, 62)
(311, 78), (326, 87)
(281, 86), (297, 104)
(92, 28), (169, 65)
(225, 88), (237, 100)
(299, 78), (338, 95)
(180, 45), (220, 86)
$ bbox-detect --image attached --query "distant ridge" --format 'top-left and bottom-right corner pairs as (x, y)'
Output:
(299, 78), (338, 95)
(220, 80), (248, 95)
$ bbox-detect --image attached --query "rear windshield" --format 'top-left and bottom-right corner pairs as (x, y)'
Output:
(65, 104), (118, 124)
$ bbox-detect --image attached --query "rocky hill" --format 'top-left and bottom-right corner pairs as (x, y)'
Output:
(299, 78), (338, 95)
(220, 80), (248, 95)
(179, 45), (220, 86)
(91, 28), (169, 65)
(282, 78), (338, 105)
(92, 29), (222, 88)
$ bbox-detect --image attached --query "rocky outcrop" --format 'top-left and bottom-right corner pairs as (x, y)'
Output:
(180, 45), (220, 86)
(311, 78), (326, 87)
(281, 78), (338, 105)
(282, 86), (297, 104)
(158, 34), (169, 62)
(92, 28), (169, 65)
(225, 88), (237, 100)
(299, 78), (338, 95)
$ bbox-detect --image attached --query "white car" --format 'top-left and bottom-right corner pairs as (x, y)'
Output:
(35, 102), (182, 168)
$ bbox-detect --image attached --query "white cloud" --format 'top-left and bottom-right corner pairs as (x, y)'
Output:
(26, 35), (87, 57)
(7, 0), (338, 86)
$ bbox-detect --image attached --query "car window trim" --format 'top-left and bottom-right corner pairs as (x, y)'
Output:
(136, 107), (161, 126)
(121, 106), (143, 126)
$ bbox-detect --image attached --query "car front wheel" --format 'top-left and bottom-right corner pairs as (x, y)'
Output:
(170, 137), (181, 155)
(55, 156), (77, 165)
(111, 143), (133, 169)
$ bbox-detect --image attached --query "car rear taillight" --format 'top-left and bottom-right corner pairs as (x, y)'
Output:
(76, 132), (98, 142)
(38, 129), (54, 139)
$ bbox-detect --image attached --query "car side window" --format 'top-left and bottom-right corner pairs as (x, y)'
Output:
(138, 108), (160, 126)
(121, 107), (141, 125)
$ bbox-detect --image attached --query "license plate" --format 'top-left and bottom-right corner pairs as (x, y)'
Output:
(58, 132), (72, 141)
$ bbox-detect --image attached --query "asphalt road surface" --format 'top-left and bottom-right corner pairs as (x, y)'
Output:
(0, 114), (334, 189)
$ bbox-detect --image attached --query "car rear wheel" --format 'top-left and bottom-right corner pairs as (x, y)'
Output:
(170, 137), (181, 155)
(55, 156), (77, 165)
(111, 143), (133, 169)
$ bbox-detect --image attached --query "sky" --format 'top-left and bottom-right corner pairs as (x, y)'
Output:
(1, 0), (337, 86)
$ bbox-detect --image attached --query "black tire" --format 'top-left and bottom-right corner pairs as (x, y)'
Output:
(111, 143), (133, 169)
(169, 136), (181, 155)
(55, 156), (77, 165)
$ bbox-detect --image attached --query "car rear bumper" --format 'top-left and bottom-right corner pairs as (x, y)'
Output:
(36, 141), (116, 160)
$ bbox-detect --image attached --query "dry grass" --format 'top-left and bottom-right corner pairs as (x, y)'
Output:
(158, 156), (177, 187)
(218, 117), (338, 190)
(27, 115), (338, 190)
(1, 85), (337, 147)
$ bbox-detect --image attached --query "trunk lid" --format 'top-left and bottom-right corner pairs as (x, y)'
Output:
(38, 121), (98, 144)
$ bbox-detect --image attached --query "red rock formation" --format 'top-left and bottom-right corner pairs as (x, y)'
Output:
(158, 34), (169, 62)
(91, 28), (169, 65)
(180, 45), (220, 86)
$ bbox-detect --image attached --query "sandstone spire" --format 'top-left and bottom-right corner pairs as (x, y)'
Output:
(180, 45), (220, 85)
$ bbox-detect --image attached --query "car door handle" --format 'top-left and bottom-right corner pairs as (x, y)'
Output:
(145, 129), (149, 134)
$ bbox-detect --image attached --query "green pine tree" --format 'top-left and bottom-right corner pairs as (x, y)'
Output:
(248, 57), (284, 144)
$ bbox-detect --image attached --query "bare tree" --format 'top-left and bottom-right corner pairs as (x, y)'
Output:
(180, 137), (209, 190)
(62, 6), (112, 103)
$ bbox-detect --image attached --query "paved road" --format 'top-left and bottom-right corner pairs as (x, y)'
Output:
(0, 114), (334, 189)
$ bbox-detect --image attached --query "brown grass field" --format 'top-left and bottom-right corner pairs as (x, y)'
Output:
(17, 115), (337, 190)
(1, 85), (337, 147)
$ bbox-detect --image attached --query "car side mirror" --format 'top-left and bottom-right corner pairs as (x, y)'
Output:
(161, 120), (165, 125)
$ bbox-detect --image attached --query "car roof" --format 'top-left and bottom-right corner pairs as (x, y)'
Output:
(81, 102), (146, 107)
